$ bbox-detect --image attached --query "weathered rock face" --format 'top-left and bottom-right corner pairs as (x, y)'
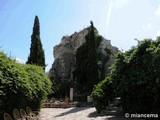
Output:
(49, 27), (119, 82)
(49, 28), (89, 82)
(99, 37), (119, 75)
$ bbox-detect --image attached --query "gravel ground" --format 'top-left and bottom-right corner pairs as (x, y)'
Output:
(39, 107), (130, 120)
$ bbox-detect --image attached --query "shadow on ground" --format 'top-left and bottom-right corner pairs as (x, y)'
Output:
(88, 108), (124, 119)
(88, 111), (129, 120)
(88, 107), (143, 120)
(55, 107), (91, 117)
(88, 106), (122, 116)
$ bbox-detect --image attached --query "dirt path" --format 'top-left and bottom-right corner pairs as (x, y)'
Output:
(39, 107), (130, 120)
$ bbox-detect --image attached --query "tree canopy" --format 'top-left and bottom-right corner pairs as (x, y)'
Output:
(74, 22), (104, 95)
(92, 38), (160, 114)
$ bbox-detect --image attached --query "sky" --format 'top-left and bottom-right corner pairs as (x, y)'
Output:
(1, 0), (160, 71)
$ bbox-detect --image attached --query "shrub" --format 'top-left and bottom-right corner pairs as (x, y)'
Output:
(0, 52), (52, 119)
(92, 77), (114, 113)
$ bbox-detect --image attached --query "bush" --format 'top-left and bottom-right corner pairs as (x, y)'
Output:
(111, 39), (160, 114)
(0, 52), (52, 119)
(92, 77), (114, 113)
(92, 38), (160, 114)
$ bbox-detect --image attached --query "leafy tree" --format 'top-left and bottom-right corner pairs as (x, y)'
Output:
(92, 38), (160, 114)
(26, 16), (45, 69)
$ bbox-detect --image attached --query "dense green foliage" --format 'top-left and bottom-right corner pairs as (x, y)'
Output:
(111, 38), (160, 114)
(92, 38), (160, 114)
(92, 77), (113, 113)
(86, 21), (99, 92)
(0, 52), (52, 119)
(26, 16), (45, 69)
(74, 22), (108, 95)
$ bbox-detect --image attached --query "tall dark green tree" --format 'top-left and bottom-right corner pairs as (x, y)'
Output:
(74, 21), (99, 94)
(86, 21), (99, 92)
(26, 16), (45, 69)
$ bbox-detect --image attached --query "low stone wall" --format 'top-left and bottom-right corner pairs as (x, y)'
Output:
(42, 100), (94, 108)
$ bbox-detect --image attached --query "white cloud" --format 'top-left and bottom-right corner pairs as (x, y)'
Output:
(155, 4), (160, 16)
(16, 57), (25, 64)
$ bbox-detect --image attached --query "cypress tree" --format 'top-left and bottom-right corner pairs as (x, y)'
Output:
(26, 16), (45, 69)
(86, 21), (99, 92)
(74, 21), (99, 94)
